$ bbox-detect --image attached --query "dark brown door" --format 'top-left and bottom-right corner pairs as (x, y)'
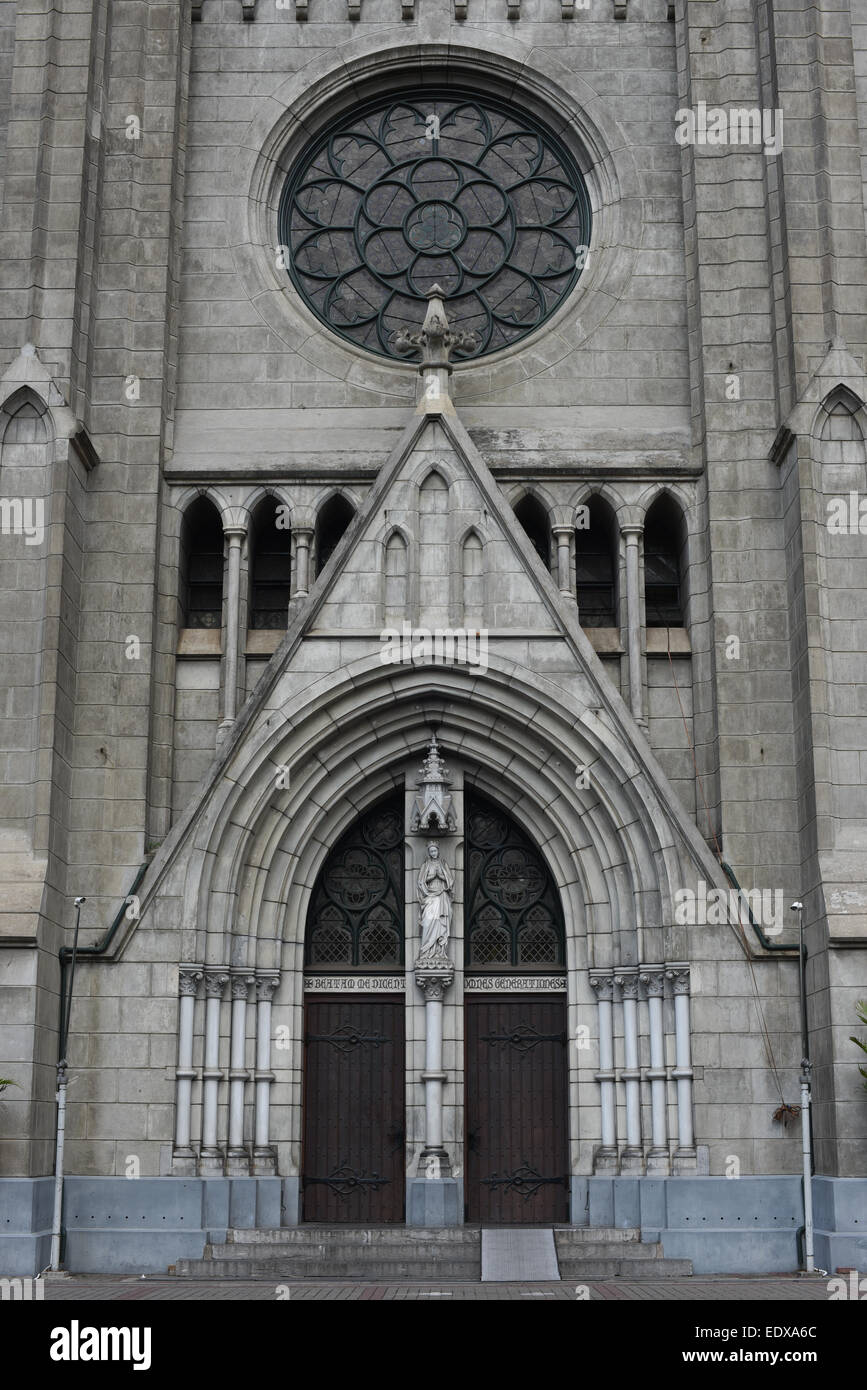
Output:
(465, 996), (569, 1224)
(303, 996), (405, 1223)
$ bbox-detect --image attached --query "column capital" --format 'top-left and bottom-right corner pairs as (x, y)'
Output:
(414, 963), (454, 1001)
(589, 970), (615, 1001)
(223, 525), (247, 542)
(551, 523), (573, 539)
(230, 973), (256, 1000)
(639, 966), (666, 997)
(255, 972), (280, 1002)
(614, 967), (641, 1000)
(178, 968), (203, 997)
(665, 963), (691, 995)
(621, 524), (643, 539)
(204, 970), (230, 998)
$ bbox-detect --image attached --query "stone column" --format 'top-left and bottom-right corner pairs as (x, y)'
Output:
(623, 526), (645, 725)
(226, 973), (254, 1175)
(640, 966), (670, 1175)
(666, 963), (697, 1173)
(173, 967), (202, 1176)
(292, 527), (314, 598)
(552, 525), (573, 597)
(199, 970), (228, 1175)
(616, 968), (644, 1174)
(219, 526), (245, 736)
(408, 960), (461, 1226)
(415, 964), (454, 1169)
(252, 973), (279, 1176)
(589, 970), (618, 1172)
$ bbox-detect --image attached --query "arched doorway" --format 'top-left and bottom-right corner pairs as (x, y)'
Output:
(463, 793), (569, 1224)
(301, 793), (406, 1222)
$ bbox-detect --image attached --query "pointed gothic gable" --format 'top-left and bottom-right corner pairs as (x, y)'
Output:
(126, 393), (748, 960)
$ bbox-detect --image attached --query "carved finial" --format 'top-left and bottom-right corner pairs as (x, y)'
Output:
(410, 732), (457, 835)
(392, 288), (478, 412)
(392, 287), (478, 370)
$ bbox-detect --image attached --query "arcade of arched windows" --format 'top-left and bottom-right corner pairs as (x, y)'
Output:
(170, 478), (695, 743)
(171, 486), (359, 753)
(512, 485), (694, 726)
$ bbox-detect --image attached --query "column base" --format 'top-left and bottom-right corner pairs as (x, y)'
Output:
(226, 1151), (251, 1177)
(406, 1176), (463, 1226)
(593, 1146), (619, 1174)
(673, 1148), (698, 1175)
(418, 1147), (452, 1179)
(620, 1148), (645, 1176)
(171, 1151), (197, 1178)
(646, 1148), (671, 1176)
(252, 1148), (277, 1177)
(198, 1150), (225, 1176)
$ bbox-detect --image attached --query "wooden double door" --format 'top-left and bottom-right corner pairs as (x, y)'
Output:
(302, 993), (569, 1226)
(465, 996), (569, 1224)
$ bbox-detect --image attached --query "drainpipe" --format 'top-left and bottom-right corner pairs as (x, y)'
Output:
(52, 860), (150, 1270)
(791, 900), (817, 1276)
(51, 896), (85, 1271)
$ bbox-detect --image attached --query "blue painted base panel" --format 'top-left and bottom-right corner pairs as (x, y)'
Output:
(406, 1176), (463, 1226)
(571, 1176), (867, 1275)
(0, 1173), (863, 1275)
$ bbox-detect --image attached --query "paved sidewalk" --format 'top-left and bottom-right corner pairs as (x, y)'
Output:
(34, 1275), (834, 1301)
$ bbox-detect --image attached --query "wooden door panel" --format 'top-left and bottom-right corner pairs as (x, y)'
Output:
(465, 996), (569, 1224)
(303, 997), (405, 1223)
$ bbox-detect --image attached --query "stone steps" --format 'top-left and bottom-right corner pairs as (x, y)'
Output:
(225, 1225), (481, 1247)
(555, 1254), (694, 1279)
(554, 1228), (692, 1278)
(172, 1226), (693, 1280)
(176, 1256), (481, 1279)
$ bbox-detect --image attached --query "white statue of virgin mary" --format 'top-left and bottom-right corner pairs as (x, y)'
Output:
(417, 841), (454, 962)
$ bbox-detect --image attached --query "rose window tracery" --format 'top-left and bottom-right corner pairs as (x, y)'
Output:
(279, 93), (591, 360)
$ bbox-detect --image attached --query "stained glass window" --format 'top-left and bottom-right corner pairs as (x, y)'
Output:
(305, 795), (405, 968)
(279, 93), (591, 360)
(465, 794), (565, 969)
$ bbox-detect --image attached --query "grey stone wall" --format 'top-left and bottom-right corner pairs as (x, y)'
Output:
(0, 0), (864, 1195)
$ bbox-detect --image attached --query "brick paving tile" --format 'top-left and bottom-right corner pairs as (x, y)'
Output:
(32, 1275), (834, 1302)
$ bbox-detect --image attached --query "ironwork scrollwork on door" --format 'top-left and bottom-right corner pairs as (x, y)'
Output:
(304, 1165), (390, 1199)
(306, 1022), (391, 1053)
(480, 1022), (567, 1053)
(480, 1163), (568, 1201)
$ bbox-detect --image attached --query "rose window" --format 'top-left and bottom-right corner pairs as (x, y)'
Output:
(279, 93), (592, 360)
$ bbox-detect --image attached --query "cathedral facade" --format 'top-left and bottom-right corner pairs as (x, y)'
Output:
(0, 0), (866, 1277)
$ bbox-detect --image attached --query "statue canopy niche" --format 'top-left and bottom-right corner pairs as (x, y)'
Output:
(410, 732), (456, 835)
